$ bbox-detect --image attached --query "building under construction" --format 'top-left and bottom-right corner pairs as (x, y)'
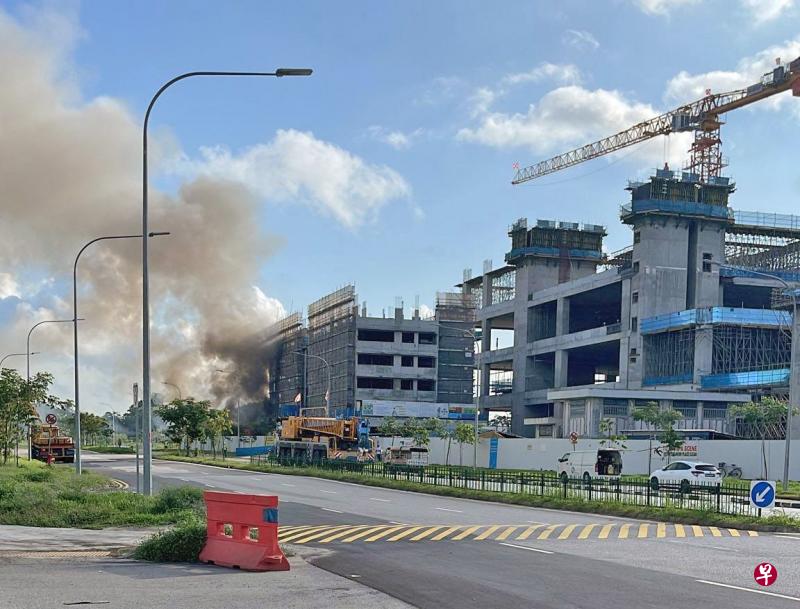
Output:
(266, 285), (476, 427)
(462, 168), (799, 439)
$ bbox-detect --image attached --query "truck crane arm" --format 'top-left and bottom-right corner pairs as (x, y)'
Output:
(512, 56), (800, 185)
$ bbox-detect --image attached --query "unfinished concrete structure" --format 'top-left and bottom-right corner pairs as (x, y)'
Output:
(267, 286), (476, 426)
(463, 169), (799, 439)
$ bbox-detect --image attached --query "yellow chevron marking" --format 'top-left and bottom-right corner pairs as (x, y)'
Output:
(363, 526), (408, 542)
(291, 525), (352, 544)
(318, 526), (374, 543)
(675, 524), (686, 538)
(411, 526), (446, 541)
(692, 525), (704, 537)
(558, 524), (578, 540)
(516, 524), (545, 540)
(452, 525), (482, 541)
(748, 530), (759, 537)
(537, 525), (559, 540)
(387, 526), (426, 542)
(578, 524), (597, 540)
(342, 526), (392, 543)
(475, 525), (502, 541)
(279, 526), (332, 542)
(709, 527), (722, 538)
(728, 528), (741, 537)
(618, 524), (631, 539)
(598, 524), (614, 539)
(431, 526), (463, 541)
(656, 523), (667, 538)
(497, 526), (520, 541)
(638, 524), (649, 539)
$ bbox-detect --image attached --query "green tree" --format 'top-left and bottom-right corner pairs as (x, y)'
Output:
(454, 422), (475, 466)
(410, 422), (430, 448)
(632, 401), (682, 463)
(598, 418), (627, 450)
(156, 398), (210, 456)
(203, 408), (232, 459)
(377, 417), (401, 447)
(0, 369), (65, 465)
(730, 397), (790, 478)
(490, 414), (511, 433)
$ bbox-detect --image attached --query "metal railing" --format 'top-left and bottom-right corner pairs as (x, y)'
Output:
(251, 456), (757, 517)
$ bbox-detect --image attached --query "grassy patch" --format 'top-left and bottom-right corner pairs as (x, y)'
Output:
(156, 453), (800, 533)
(0, 460), (204, 528)
(84, 446), (135, 454)
(134, 517), (207, 562)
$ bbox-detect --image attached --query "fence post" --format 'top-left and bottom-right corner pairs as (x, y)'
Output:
(540, 472), (545, 496)
(562, 475), (567, 499)
(481, 469), (485, 491)
(449, 467), (453, 487)
(588, 477), (592, 502)
(646, 480), (651, 507)
(500, 471), (505, 493)
(716, 483), (721, 513)
(615, 478), (620, 502)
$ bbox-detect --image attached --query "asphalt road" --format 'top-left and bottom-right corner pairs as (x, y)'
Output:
(86, 453), (800, 608)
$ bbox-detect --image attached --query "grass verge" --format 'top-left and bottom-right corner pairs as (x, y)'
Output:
(0, 460), (204, 528)
(156, 453), (800, 533)
(84, 446), (135, 454)
(133, 516), (207, 562)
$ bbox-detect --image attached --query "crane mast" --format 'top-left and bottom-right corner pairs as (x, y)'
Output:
(512, 56), (800, 185)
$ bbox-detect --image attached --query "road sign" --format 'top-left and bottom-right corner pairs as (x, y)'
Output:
(569, 432), (578, 446)
(754, 562), (777, 586)
(45, 414), (57, 424)
(749, 480), (776, 509)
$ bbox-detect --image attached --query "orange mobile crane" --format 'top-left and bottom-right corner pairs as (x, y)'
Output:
(275, 415), (373, 463)
(31, 417), (75, 463)
(512, 56), (800, 186)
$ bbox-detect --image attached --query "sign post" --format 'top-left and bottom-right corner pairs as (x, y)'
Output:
(749, 480), (776, 515)
(569, 431), (578, 447)
(45, 413), (57, 425)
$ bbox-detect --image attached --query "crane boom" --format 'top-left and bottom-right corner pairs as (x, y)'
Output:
(512, 56), (800, 185)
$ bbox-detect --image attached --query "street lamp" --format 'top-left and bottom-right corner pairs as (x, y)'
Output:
(1, 352), (39, 369)
(434, 322), (482, 467)
(161, 381), (182, 400)
(711, 261), (798, 490)
(291, 351), (331, 416)
(27, 318), (81, 460)
(73, 232), (169, 474)
(140, 67), (313, 496)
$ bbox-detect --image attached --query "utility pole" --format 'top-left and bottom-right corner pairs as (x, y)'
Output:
(133, 383), (140, 494)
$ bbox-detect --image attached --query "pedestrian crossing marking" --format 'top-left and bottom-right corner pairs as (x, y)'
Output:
(278, 523), (759, 544)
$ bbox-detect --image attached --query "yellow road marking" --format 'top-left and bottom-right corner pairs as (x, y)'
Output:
(411, 526), (445, 541)
(431, 526), (463, 541)
(342, 526), (393, 543)
(656, 523), (667, 538)
(386, 526), (426, 542)
(475, 525), (502, 541)
(516, 524), (544, 540)
(598, 524), (614, 539)
(318, 526), (374, 543)
(497, 526), (519, 541)
(618, 524), (631, 539)
(728, 529), (741, 537)
(692, 525), (704, 537)
(675, 524), (686, 538)
(748, 530), (759, 537)
(709, 527), (722, 538)
(280, 526), (333, 542)
(578, 524), (597, 540)
(452, 525), (482, 541)
(638, 524), (649, 538)
(363, 526), (408, 542)
(290, 525), (353, 544)
(537, 525), (559, 540)
(558, 524), (578, 540)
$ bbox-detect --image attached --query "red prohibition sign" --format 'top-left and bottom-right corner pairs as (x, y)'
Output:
(753, 562), (777, 586)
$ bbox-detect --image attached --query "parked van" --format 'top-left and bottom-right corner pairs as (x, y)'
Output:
(557, 449), (623, 482)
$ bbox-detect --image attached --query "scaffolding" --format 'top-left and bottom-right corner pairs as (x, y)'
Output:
(711, 325), (791, 374)
(643, 328), (695, 385)
(268, 312), (306, 408)
(490, 269), (516, 305)
(435, 292), (476, 404)
(307, 286), (357, 410)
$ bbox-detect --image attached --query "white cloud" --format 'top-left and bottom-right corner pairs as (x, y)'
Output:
(367, 125), (424, 150)
(173, 129), (411, 228)
(562, 29), (600, 51)
(665, 37), (800, 104)
(500, 63), (582, 87)
(741, 0), (795, 23)
(633, 0), (702, 16)
(413, 75), (465, 106)
(0, 273), (19, 299)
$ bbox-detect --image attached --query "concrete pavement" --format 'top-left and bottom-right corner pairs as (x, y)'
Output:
(80, 452), (800, 607)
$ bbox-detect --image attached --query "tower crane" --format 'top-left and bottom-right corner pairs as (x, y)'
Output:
(512, 56), (800, 185)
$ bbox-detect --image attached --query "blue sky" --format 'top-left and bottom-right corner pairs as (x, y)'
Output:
(1, 0), (799, 409)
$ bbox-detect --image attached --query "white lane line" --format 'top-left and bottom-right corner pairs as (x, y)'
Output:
(435, 507), (463, 513)
(319, 490), (337, 494)
(527, 520), (548, 525)
(322, 508), (343, 513)
(389, 521), (407, 525)
(499, 542), (554, 555)
(369, 497), (390, 502)
(696, 580), (800, 602)
(281, 483), (296, 487)
(774, 534), (800, 540)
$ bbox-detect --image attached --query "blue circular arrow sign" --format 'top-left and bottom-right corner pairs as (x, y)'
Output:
(750, 481), (775, 509)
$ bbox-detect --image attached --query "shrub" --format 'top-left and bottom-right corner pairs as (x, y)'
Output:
(151, 486), (205, 514)
(134, 517), (207, 562)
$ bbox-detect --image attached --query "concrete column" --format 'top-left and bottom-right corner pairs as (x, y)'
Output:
(554, 350), (568, 388)
(693, 326), (713, 385)
(696, 401), (704, 428)
(556, 297), (570, 336)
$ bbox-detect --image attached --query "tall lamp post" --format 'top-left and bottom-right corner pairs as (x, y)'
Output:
(292, 351), (330, 416)
(27, 318), (79, 459)
(73, 233), (169, 474)
(437, 322), (481, 467)
(711, 261), (798, 490)
(140, 67), (312, 496)
(1, 352), (39, 369)
(162, 380), (182, 400)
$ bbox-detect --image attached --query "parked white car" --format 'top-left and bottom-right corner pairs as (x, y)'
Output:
(649, 461), (721, 492)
